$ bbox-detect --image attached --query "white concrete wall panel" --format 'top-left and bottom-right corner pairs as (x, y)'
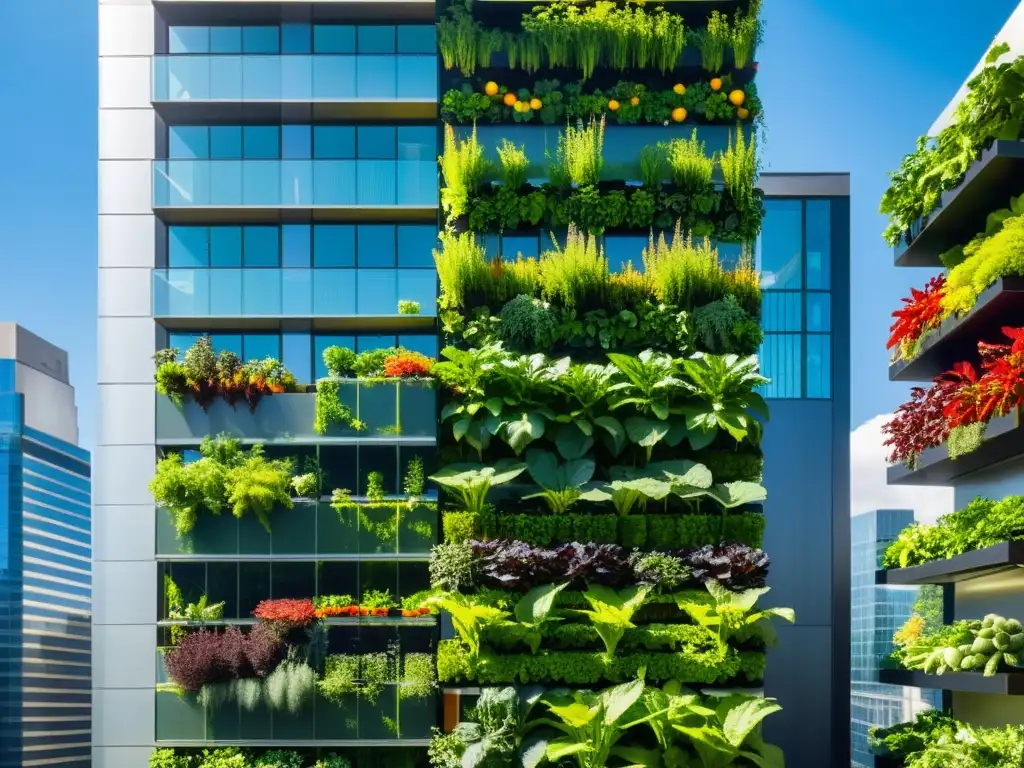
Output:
(93, 688), (155, 746)
(93, 624), (157, 688)
(99, 56), (153, 109)
(99, 161), (153, 215)
(99, 214), (156, 268)
(99, 267), (152, 318)
(93, 560), (158, 625)
(92, 505), (156, 562)
(99, 4), (156, 56)
(99, 109), (156, 160)
(92, 445), (156, 507)
(97, 383), (155, 445)
(97, 317), (155, 383)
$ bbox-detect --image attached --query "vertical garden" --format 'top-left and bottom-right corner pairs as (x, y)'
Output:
(425, 0), (793, 766)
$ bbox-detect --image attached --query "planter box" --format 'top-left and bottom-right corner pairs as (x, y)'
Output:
(156, 501), (434, 558)
(358, 686), (399, 740)
(398, 695), (435, 739)
(155, 382), (436, 445)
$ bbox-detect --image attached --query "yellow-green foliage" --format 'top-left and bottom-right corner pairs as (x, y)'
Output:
(439, 125), (490, 220)
(434, 230), (490, 310)
(943, 214), (1024, 316)
(720, 125), (759, 210)
(538, 226), (608, 307)
(225, 445), (294, 533)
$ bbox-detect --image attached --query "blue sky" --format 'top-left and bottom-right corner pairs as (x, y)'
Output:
(0, 0), (1018, 452)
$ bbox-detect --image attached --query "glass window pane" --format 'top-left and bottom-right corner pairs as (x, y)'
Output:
(169, 227), (209, 268)
(243, 334), (280, 362)
(314, 335), (355, 380)
(169, 27), (209, 54)
(314, 225), (356, 267)
(283, 332), (312, 385)
(210, 126), (242, 159)
(604, 235), (646, 273)
(806, 334), (831, 399)
(243, 26), (279, 54)
(762, 292), (802, 332)
(397, 225), (437, 267)
(399, 334), (438, 357)
(282, 125), (312, 159)
(281, 23), (312, 54)
(501, 234), (541, 260)
(243, 126), (279, 159)
(806, 199), (831, 290)
(209, 27), (241, 53)
(283, 225), (311, 268)
(169, 126), (208, 159)
(314, 126), (355, 159)
(314, 25), (355, 53)
(356, 335), (397, 353)
(169, 333), (199, 355)
(357, 225), (396, 267)
(758, 199), (802, 290)
(358, 127), (395, 159)
(758, 333), (801, 399)
(397, 26), (435, 54)
(210, 334), (243, 357)
(244, 226), (279, 267)
(210, 226), (242, 267)
(357, 269), (396, 313)
(807, 293), (831, 332)
(358, 26), (395, 53)
(397, 126), (435, 159)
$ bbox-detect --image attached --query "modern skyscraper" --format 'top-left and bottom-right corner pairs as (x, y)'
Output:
(0, 324), (91, 768)
(850, 510), (940, 768)
(96, 3), (849, 765)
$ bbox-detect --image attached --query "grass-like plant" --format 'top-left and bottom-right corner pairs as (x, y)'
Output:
(437, 0), (486, 76)
(560, 117), (605, 187)
(720, 125), (759, 211)
(732, 0), (763, 69)
(403, 456), (426, 498)
(638, 144), (666, 189)
(664, 130), (714, 191)
(497, 139), (529, 191)
(694, 10), (730, 73)
(440, 125), (490, 221)
(434, 230), (490, 311)
(538, 226), (608, 308)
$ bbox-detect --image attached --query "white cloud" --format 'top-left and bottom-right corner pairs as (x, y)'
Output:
(850, 414), (954, 524)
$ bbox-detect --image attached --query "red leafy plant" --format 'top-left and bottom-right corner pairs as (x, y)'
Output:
(163, 625), (284, 692)
(882, 376), (962, 465)
(252, 598), (317, 628)
(945, 327), (1024, 427)
(382, 351), (435, 378)
(887, 274), (946, 355)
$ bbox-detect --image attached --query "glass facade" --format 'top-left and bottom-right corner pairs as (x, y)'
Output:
(850, 510), (940, 768)
(757, 198), (834, 399)
(0, 359), (91, 768)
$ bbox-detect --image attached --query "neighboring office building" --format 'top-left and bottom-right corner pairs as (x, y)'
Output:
(850, 510), (939, 768)
(0, 324), (91, 768)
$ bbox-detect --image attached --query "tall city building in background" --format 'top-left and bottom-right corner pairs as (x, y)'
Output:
(0, 324), (91, 768)
(96, 1), (849, 764)
(850, 510), (939, 768)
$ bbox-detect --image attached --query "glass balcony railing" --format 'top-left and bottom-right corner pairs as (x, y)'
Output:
(153, 268), (437, 317)
(153, 54), (438, 102)
(153, 159), (438, 208)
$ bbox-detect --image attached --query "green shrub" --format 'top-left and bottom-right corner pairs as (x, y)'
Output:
(499, 295), (556, 350)
(150, 749), (192, 768)
(443, 511), (478, 543)
(400, 653), (437, 700)
(619, 516), (647, 548)
(322, 346), (357, 377)
(703, 450), (764, 483)
(692, 295), (764, 354)
(429, 542), (474, 591)
(254, 752), (303, 768)
(353, 348), (397, 379)
(648, 515), (680, 550)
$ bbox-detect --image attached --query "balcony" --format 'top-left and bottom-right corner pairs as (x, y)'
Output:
(155, 686), (435, 745)
(152, 159), (438, 223)
(155, 382), (436, 445)
(155, 498), (437, 559)
(153, 268), (437, 327)
(153, 54), (438, 120)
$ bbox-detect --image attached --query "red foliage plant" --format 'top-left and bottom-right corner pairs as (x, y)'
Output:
(945, 327), (1024, 427)
(252, 598), (317, 627)
(887, 274), (946, 351)
(382, 351), (435, 378)
(881, 376), (962, 464)
(163, 625), (284, 691)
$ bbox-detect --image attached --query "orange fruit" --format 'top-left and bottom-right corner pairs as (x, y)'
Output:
(737, 107), (750, 119)
(729, 89), (745, 106)
(710, 78), (723, 92)
(630, 96), (640, 106)
(673, 83), (686, 95)
(484, 81), (499, 96)
(503, 92), (517, 107)
(608, 99), (620, 111)
(530, 97), (542, 110)
(671, 107), (687, 123)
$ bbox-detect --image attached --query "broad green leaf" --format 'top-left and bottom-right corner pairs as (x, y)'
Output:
(600, 678), (646, 726)
(611, 745), (662, 768)
(452, 418), (470, 443)
(484, 397), (505, 417)
(548, 702), (599, 729)
(664, 419), (689, 447)
(594, 415), (627, 456)
(441, 401), (463, 421)
(552, 422), (595, 461)
(563, 458), (596, 488)
(525, 450), (560, 489)
(742, 733), (786, 768)
(707, 481), (767, 509)
(719, 695), (782, 748)
(687, 425), (718, 451)
(674, 725), (737, 767)
(515, 582), (568, 625)
(504, 411), (546, 455)
(519, 734), (549, 768)
(625, 417), (670, 448)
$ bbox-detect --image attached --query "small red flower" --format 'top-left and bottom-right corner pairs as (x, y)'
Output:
(252, 598), (316, 626)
